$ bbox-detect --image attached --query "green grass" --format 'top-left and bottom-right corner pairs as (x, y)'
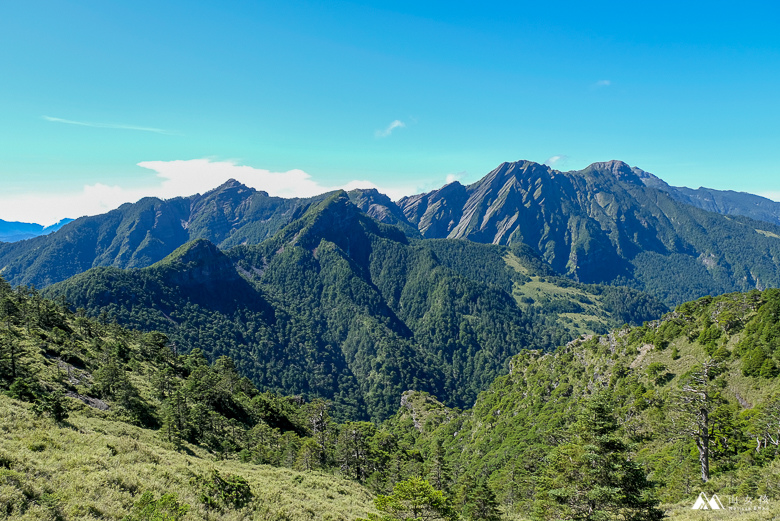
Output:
(509, 274), (611, 335)
(755, 229), (780, 240)
(0, 395), (376, 520)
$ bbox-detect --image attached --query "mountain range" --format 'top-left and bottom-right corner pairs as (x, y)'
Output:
(3, 160), (780, 307)
(636, 167), (780, 226)
(396, 160), (780, 304)
(44, 192), (665, 420)
(3, 158), (780, 419)
(4, 159), (780, 518)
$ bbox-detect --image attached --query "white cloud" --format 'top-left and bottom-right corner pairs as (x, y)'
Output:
(0, 183), (138, 226)
(757, 191), (780, 203)
(593, 79), (611, 88)
(375, 119), (406, 138)
(0, 159), (416, 226)
(445, 171), (467, 185)
(43, 115), (168, 134)
(544, 155), (568, 167)
(137, 159), (330, 199)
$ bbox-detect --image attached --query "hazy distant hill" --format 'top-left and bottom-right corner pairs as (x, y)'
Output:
(635, 166), (780, 226)
(0, 218), (73, 242)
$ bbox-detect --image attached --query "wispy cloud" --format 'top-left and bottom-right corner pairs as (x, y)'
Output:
(544, 155), (568, 167)
(42, 115), (168, 134)
(0, 159), (416, 225)
(593, 79), (611, 88)
(445, 172), (465, 185)
(375, 119), (405, 138)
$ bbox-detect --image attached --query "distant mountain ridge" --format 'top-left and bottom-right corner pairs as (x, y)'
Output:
(4, 159), (780, 306)
(634, 166), (780, 226)
(396, 160), (780, 304)
(0, 218), (73, 243)
(0, 181), (335, 288)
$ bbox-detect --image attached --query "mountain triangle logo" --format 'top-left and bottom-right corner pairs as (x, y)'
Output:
(692, 492), (725, 510)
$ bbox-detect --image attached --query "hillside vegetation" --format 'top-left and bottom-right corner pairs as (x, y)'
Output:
(376, 289), (780, 518)
(0, 395), (376, 520)
(6, 270), (780, 519)
(0, 275), (383, 520)
(45, 193), (666, 421)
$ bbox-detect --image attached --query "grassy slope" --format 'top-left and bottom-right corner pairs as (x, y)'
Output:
(0, 395), (375, 520)
(0, 279), (376, 520)
(504, 250), (663, 338)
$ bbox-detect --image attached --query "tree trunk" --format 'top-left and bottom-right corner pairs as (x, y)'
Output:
(697, 409), (710, 481)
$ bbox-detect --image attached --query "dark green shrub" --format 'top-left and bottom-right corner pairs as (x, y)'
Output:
(193, 469), (252, 509)
(124, 491), (189, 521)
(32, 391), (69, 422)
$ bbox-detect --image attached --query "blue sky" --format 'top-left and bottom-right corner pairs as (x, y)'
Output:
(2, 0), (779, 224)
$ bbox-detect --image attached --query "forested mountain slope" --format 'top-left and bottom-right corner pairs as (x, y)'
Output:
(381, 288), (780, 518)
(0, 180), (334, 288)
(397, 160), (780, 305)
(6, 251), (780, 519)
(45, 192), (666, 421)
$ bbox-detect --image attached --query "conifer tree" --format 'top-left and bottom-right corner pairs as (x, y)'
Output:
(359, 477), (457, 521)
(457, 477), (503, 521)
(534, 393), (664, 521)
(296, 438), (322, 471)
(0, 294), (21, 380)
(426, 440), (451, 492)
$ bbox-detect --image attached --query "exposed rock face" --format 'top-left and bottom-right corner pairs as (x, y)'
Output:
(398, 181), (469, 238)
(396, 160), (780, 300)
(347, 188), (420, 238)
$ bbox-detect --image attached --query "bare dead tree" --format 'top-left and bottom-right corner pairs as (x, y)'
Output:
(753, 394), (780, 455)
(668, 358), (722, 482)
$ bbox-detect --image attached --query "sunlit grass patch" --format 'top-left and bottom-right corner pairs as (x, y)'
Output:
(0, 395), (375, 520)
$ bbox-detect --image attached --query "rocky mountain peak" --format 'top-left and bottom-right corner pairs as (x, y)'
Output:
(487, 160), (550, 182)
(629, 166), (668, 190)
(208, 178), (258, 196)
(586, 160), (644, 185)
